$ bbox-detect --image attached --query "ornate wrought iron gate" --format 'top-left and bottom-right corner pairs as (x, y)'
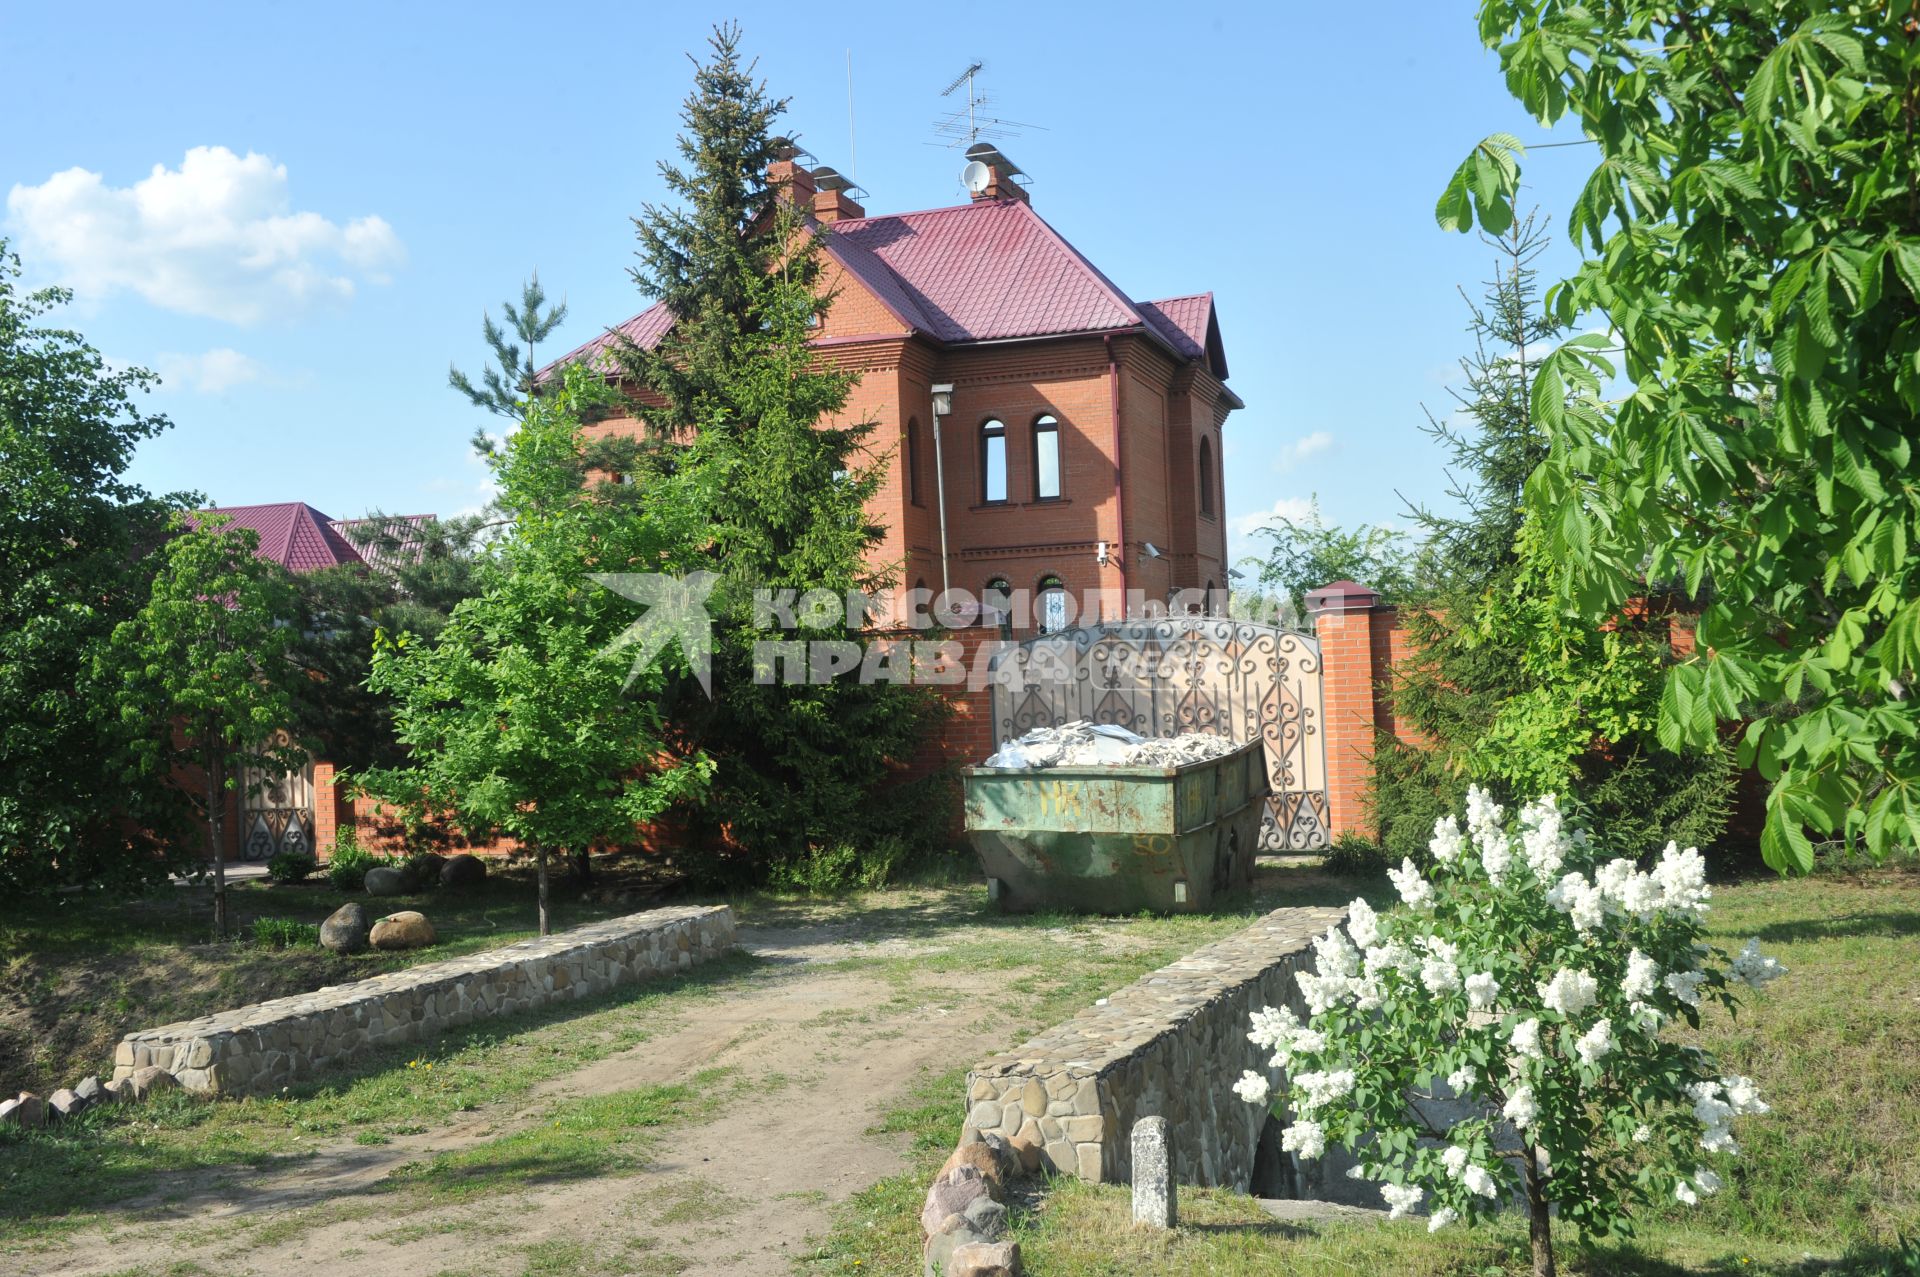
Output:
(986, 618), (1331, 850)
(240, 729), (315, 862)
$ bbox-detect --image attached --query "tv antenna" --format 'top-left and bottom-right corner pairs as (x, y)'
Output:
(932, 60), (1044, 149)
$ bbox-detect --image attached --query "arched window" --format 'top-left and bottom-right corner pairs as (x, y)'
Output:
(1032, 414), (1061, 501)
(984, 577), (1013, 638)
(981, 419), (1008, 503)
(906, 418), (924, 506)
(1037, 573), (1068, 634)
(1198, 436), (1216, 517)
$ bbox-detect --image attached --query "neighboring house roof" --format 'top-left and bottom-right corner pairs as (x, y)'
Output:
(330, 514), (435, 574)
(536, 198), (1234, 393)
(189, 502), (366, 573)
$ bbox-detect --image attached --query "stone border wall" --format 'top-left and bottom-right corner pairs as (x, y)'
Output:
(112, 905), (736, 1096)
(963, 904), (1344, 1189)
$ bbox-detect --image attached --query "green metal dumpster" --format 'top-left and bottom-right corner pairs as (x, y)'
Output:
(962, 739), (1270, 914)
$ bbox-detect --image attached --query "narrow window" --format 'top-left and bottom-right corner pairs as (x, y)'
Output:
(982, 419), (1007, 503)
(1033, 414), (1061, 501)
(907, 418), (923, 506)
(1198, 436), (1216, 517)
(985, 577), (1013, 638)
(1038, 573), (1068, 634)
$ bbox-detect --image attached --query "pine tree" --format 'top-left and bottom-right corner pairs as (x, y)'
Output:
(449, 274), (568, 422)
(611, 23), (943, 877)
(1371, 213), (1734, 863)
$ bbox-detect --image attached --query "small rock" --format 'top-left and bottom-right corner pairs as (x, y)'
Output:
(48, 1088), (86, 1119)
(923, 1225), (976, 1277)
(962, 1195), (1009, 1241)
(920, 1165), (989, 1238)
(441, 853), (486, 888)
(949, 1240), (1022, 1277)
(101, 1078), (132, 1104)
(127, 1067), (177, 1100)
(408, 852), (446, 884)
(73, 1076), (104, 1105)
(320, 902), (371, 954)
(941, 1133), (1020, 1202)
(370, 910), (436, 950)
(0, 1099), (18, 1127)
(6, 1093), (47, 1127)
(1007, 1124), (1043, 1173)
(363, 866), (410, 897)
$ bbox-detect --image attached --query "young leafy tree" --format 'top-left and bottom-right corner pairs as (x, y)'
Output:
(363, 367), (713, 934)
(105, 518), (308, 936)
(610, 23), (942, 874)
(1444, 5), (1920, 871)
(0, 242), (195, 896)
(1372, 215), (1733, 866)
(450, 274), (568, 423)
(1246, 496), (1418, 628)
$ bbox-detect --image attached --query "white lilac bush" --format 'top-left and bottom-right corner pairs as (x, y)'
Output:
(1235, 788), (1785, 1274)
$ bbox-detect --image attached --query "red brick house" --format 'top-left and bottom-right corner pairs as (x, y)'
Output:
(543, 153), (1242, 631)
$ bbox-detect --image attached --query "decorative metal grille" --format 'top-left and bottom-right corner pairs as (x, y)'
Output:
(240, 729), (315, 862)
(986, 618), (1331, 850)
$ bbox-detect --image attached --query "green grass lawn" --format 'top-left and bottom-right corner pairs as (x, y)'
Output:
(801, 867), (1920, 1277)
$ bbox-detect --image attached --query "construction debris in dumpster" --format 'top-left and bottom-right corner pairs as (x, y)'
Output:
(982, 720), (1242, 770)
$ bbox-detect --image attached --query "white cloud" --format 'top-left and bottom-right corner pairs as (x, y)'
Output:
(153, 348), (268, 394)
(6, 146), (404, 324)
(1273, 429), (1335, 471)
(1229, 495), (1317, 544)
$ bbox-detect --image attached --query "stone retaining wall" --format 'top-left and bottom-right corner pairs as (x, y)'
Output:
(112, 905), (736, 1096)
(963, 904), (1344, 1189)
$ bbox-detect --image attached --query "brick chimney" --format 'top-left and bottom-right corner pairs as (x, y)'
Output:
(809, 166), (866, 223)
(964, 143), (1030, 204)
(767, 140), (817, 206)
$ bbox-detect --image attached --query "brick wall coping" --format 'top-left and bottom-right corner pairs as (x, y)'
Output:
(112, 904), (735, 1095)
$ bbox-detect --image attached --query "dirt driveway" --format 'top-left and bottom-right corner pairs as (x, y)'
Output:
(11, 887), (1258, 1277)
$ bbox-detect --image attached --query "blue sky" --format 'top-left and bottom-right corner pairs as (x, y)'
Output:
(4, 1), (1593, 566)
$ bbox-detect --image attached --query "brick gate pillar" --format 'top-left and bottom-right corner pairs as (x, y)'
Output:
(1307, 581), (1385, 841)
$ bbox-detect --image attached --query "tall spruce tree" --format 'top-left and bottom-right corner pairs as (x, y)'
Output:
(1371, 214), (1735, 863)
(612, 23), (942, 877)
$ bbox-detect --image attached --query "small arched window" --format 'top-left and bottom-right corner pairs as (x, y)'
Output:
(984, 576), (1013, 638)
(981, 419), (1008, 503)
(1037, 572), (1068, 634)
(906, 418), (924, 506)
(1032, 414), (1061, 501)
(1198, 436), (1216, 517)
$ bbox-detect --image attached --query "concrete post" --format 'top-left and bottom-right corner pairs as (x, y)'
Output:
(1131, 1115), (1176, 1229)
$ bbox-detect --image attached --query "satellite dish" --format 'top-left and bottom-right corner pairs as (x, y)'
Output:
(961, 160), (992, 195)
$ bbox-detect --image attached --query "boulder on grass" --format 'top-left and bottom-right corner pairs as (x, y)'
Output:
(363, 866), (410, 897)
(101, 1078), (132, 1104)
(440, 853), (486, 888)
(73, 1076), (104, 1105)
(921, 1164), (990, 1238)
(941, 1133), (1020, 1203)
(321, 902), (371, 954)
(408, 852), (446, 884)
(0, 1094), (46, 1128)
(48, 1088), (87, 1120)
(127, 1067), (177, 1100)
(370, 910), (436, 950)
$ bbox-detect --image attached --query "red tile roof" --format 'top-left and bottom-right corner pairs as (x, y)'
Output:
(537, 198), (1233, 389)
(330, 514), (435, 573)
(188, 503), (366, 573)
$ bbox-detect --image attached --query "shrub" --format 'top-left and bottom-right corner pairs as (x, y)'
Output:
(266, 850), (317, 883)
(250, 916), (320, 948)
(1238, 788), (1787, 1277)
(326, 830), (379, 892)
(1322, 831), (1388, 879)
(767, 836), (908, 895)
